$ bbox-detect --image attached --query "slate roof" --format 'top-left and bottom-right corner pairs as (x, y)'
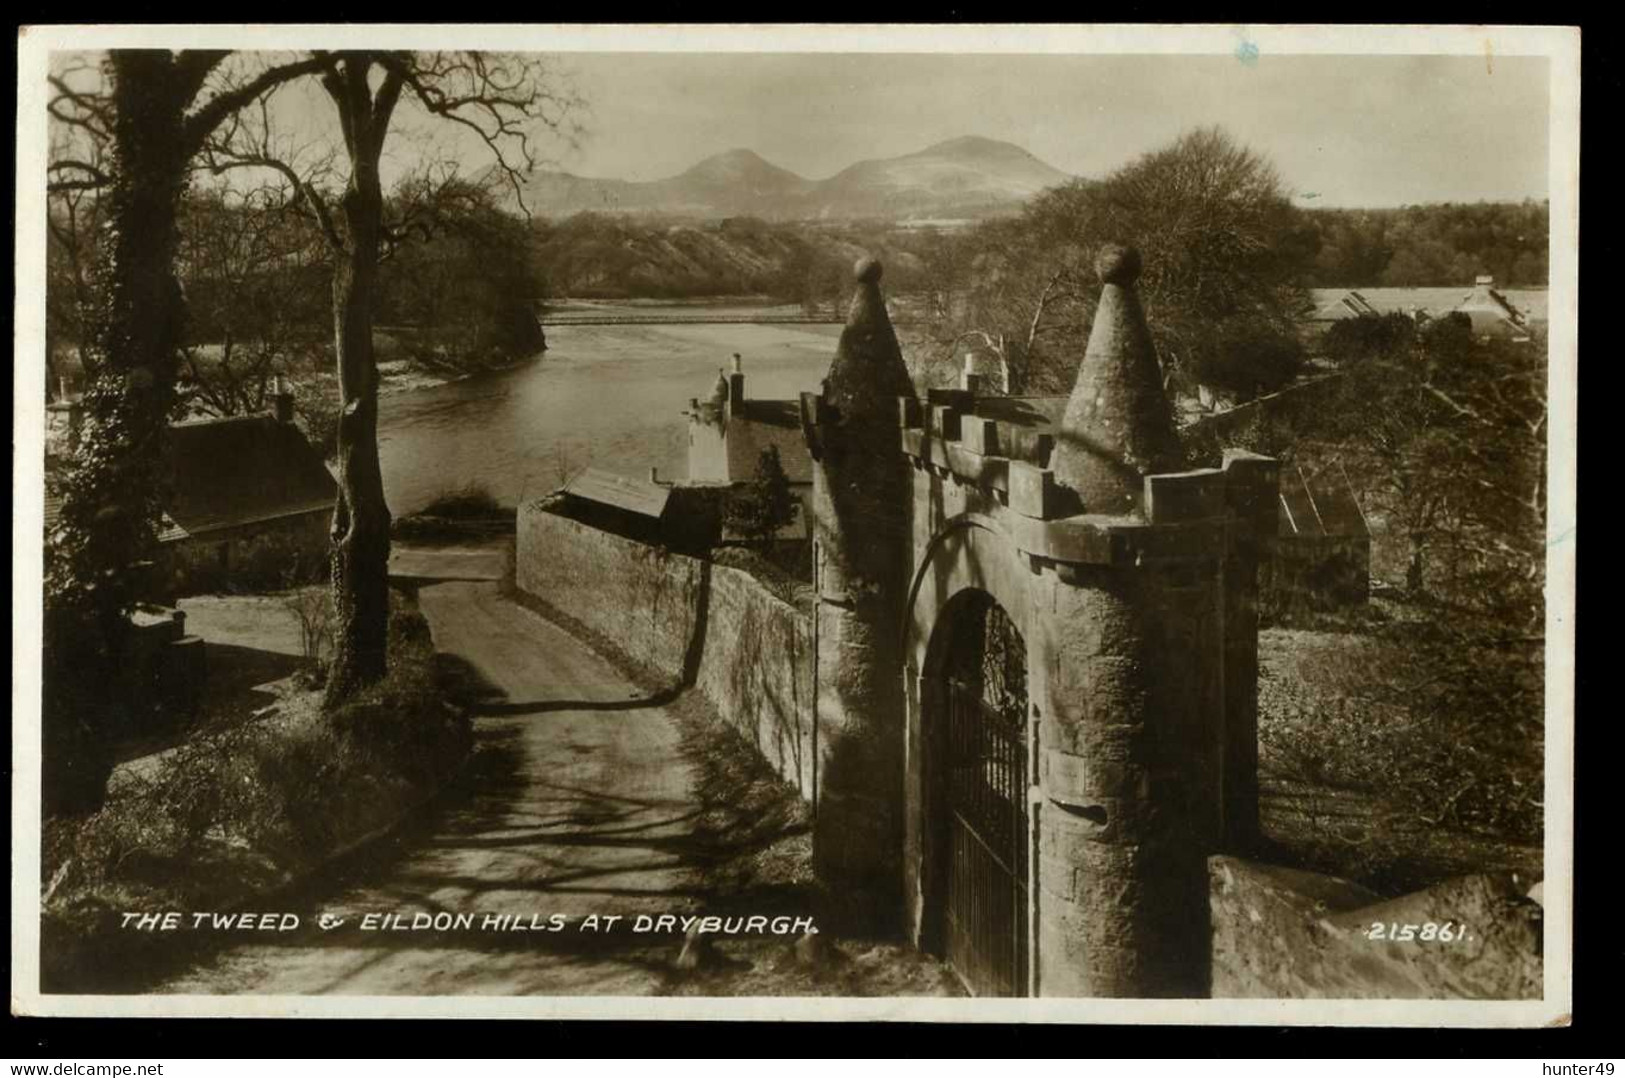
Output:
(729, 402), (815, 485)
(162, 414), (336, 539)
(1309, 286), (1544, 329)
(1454, 278), (1532, 339)
(563, 467), (673, 519)
(43, 414), (335, 539)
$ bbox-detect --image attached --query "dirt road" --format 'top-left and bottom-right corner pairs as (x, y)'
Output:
(159, 576), (711, 996)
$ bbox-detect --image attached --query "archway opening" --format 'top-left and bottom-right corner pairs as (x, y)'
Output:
(922, 588), (1031, 997)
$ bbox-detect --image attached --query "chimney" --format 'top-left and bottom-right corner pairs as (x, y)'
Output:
(728, 353), (745, 413)
(272, 375), (295, 423)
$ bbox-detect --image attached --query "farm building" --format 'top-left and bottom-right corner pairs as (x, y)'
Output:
(1266, 461), (1372, 613)
(549, 466), (721, 554)
(1310, 276), (1538, 341)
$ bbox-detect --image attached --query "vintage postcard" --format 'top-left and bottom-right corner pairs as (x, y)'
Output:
(12, 23), (1578, 1024)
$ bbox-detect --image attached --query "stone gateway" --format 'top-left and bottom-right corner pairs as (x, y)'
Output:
(799, 249), (1279, 997)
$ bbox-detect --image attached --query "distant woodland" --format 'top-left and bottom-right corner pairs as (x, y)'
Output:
(1302, 200), (1548, 289)
(48, 183), (1549, 400)
(530, 198), (1551, 301)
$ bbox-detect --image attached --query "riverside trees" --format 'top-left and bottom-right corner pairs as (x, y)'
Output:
(914, 127), (1318, 396)
(44, 51), (333, 812)
(43, 49), (579, 810)
(232, 51), (577, 703)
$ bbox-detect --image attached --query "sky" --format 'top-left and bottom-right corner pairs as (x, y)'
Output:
(545, 52), (1549, 207)
(50, 48), (1552, 210)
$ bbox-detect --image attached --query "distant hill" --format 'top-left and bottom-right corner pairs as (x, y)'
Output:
(507, 137), (1070, 222)
(530, 215), (935, 302)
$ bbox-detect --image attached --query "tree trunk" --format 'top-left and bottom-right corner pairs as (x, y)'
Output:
(44, 54), (195, 811)
(323, 64), (395, 705)
(76, 56), (191, 622)
(1406, 538), (1427, 596)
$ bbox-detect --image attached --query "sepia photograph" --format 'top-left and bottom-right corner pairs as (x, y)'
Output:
(11, 23), (1577, 1024)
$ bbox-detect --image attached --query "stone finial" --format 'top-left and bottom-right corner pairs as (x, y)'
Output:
(824, 257), (915, 420)
(1096, 243), (1142, 286)
(1050, 244), (1183, 516)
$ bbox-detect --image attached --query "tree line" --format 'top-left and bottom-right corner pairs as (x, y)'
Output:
(1303, 200), (1548, 289)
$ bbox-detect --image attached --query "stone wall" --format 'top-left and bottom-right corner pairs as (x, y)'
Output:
(516, 504), (704, 683)
(695, 563), (816, 797)
(516, 501), (816, 796)
(161, 510), (329, 597)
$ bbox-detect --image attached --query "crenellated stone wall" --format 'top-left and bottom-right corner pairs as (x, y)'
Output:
(519, 245), (1282, 999)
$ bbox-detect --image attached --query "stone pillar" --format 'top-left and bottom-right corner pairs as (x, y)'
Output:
(1217, 450), (1279, 851)
(1033, 246), (1212, 997)
(1036, 567), (1213, 997)
(807, 258), (916, 933)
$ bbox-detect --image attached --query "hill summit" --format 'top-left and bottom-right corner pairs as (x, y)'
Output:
(506, 137), (1070, 221)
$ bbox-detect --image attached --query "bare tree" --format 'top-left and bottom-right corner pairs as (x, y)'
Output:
(45, 107), (109, 397)
(201, 50), (581, 702)
(176, 184), (330, 417)
(43, 50), (334, 814)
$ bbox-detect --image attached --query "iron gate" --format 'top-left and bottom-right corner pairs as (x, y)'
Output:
(943, 676), (1030, 997)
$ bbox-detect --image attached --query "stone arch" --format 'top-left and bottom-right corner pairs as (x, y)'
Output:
(901, 511), (1044, 959)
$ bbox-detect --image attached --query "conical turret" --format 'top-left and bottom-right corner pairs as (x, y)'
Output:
(1051, 244), (1183, 516)
(824, 258), (915, 420)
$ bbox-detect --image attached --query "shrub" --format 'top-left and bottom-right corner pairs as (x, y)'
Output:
(1321, 311), (1416, 367)
(1188, 319), (1306, 400)
(419, 483), (505, 519)
(281, 583), (334, 674)
(724, 447), (799, 550)
(1258, 611), (1543, 892)
(40, 593), (470, 991)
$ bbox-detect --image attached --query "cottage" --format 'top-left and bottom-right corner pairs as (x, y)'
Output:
(683, 353), (813, 543)
(45, 383), (337, 596)
(553, 466), (719, 554)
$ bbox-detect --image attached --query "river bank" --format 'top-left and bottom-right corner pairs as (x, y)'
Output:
(375, 305), (841, 517)
(378, 350), (540, 397)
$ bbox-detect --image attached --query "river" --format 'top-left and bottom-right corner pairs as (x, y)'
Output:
(376, 288), (1550, 516)
(377, 305), (845, 516)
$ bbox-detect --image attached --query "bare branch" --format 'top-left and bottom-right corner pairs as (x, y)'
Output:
(47, 159), (111, 192)
(199, 93), (346, 253)
(376, 51), (579, 218)
(182, 52), (337, 156)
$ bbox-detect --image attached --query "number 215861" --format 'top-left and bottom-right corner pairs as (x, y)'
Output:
(1365, 921), (1471, 942)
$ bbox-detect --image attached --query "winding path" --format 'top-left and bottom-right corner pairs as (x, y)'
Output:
(159, 563), (710, 996)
